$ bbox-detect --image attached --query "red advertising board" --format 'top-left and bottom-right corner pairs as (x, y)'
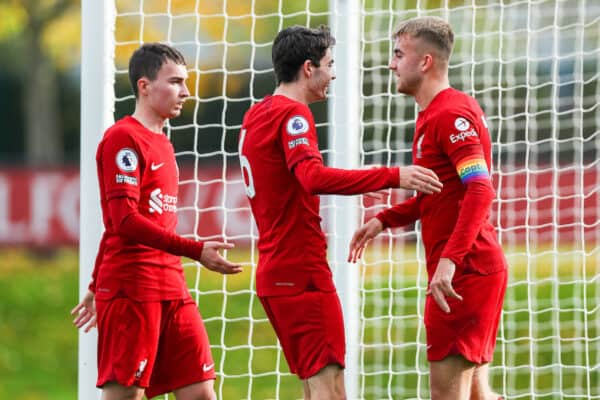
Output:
(0, 165), (597, 247)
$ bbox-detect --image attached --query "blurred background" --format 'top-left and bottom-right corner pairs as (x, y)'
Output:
(0, 1), (81, 399)
(1, 0), (598, 399)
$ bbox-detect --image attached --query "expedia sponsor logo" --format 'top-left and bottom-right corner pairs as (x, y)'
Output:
(288, 137), (309, 149)
(115, 174), (138, 186)
(286, 115), (309, 135)
(148, 188), (177, 214)
(450, 130), (478, 143)
(454, 117), (470, 131)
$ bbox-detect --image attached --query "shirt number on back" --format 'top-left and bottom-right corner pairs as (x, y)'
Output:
(239, 128), (256, 199)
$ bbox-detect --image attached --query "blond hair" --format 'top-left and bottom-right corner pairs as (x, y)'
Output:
(393, 16), (454, 61)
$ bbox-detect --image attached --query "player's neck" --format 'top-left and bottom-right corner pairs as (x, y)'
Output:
(131, 106), (167, 134)
(273, 83), (311, 104)
(415, 75), (450, 111)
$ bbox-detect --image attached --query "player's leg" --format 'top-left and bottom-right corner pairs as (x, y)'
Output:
(429, 355), (475, 400)
(95, 298), (161, 400)
(426, 270), (507, 400)
(470, 363), (503, 400)
(303, 380), (312, 400)
(259, 291), (346, 400)
(146, 298), (217, 400)
(305, 364), (346, 400)
(101, 382), (145, 400)
(172, 380), (216, 400)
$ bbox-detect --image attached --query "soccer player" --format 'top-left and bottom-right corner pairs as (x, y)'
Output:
(348, 17), (507, 400)
(238, 25), (443, 399)
(71, 43), (242, 400)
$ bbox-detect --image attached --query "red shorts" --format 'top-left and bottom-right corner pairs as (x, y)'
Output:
(425, 269), (507, 364)
(95, 297), (215, 398)
(260, 290), (346, 379)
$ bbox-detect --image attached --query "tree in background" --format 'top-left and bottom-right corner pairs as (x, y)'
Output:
(0, 0), (79, 165)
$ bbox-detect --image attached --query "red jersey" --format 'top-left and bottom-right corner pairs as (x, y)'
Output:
(240, 95), (400, 296)
(93, 116), (189, 301)
(377, 88), (506, 277)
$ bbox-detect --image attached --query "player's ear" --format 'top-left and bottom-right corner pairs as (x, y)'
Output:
(137, 77), (150, 96)
(421, 54), (434, 73)
(302, 59), (313, 78)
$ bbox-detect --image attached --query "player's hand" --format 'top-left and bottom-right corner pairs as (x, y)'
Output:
(347, 218), (384, 263)
(199, 241), (243, 275)
(399, 165), (442, 194)
(427, 258), (463, 313)
(71, 290), (96, 333)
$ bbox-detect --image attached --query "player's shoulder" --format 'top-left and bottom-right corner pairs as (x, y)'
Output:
(244, 95), (313, 131)
(431, 88), (483, 123)
(103, 116), (141, 143)
(273, 96), (314, 134)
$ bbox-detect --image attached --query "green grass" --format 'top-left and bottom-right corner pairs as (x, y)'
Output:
(0, 246), (598, 399)
(0, 248), (79, 400)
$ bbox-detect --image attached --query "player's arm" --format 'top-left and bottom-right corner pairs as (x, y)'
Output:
(348, 196), (420, 262)
(293, 158), (442, 195)
(440, 175), (495, 266)
(430, 162), (493, 313)
(430, 112), (493, 313)
(72, 236), (106, 332)
(281, 107), (441, 196)
(87, 233), (107, 294)
(108, 196), (242, 275)
(100, 130), (241, 275)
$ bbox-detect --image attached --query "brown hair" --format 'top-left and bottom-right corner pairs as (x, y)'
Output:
(129, 43), (186, 98)
(393, 16), (454, 61)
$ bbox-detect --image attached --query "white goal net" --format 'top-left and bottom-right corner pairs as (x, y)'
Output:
(80, 1), (599, 399)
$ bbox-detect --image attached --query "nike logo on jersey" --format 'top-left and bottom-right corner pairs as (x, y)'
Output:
(203, 363), (214, 372)
(151, 162), (164, 171)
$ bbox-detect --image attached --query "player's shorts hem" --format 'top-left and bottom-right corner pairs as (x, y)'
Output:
(96, 378), (146, 391)
(425, 269), (507, 364)
(259, 290), (346, 381)
(298, 360), (345, 380)
(144, 374), (216, 399)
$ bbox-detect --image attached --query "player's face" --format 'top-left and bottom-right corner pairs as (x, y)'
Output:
(389, 35), (424, 96)
(146, 60), (190, 119)
(307, 48), (335, 102)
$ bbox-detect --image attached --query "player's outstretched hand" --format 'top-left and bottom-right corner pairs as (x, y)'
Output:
(399, 165), (443, 194)
(71, 290), (96, 333)
(347, 218), (384, 263)
(427, 258), (463, 313)
(200, 241), (243, 275)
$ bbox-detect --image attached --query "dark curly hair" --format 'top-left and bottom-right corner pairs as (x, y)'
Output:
(272, 25), (336, 85)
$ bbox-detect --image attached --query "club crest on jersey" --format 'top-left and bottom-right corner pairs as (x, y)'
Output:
(116, 148), (138, 172)
(454, 117), (471, 131)
(416, 134), (425, 159)
(286, 115), (309, 135)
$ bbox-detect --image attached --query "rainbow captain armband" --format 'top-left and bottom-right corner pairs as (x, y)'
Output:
(456, 157), (490, 184)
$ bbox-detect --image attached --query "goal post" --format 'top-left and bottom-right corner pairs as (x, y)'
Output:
(327, 1), (361, 398)
(80, 1), (599, 399)
(79, 1), (115, 399)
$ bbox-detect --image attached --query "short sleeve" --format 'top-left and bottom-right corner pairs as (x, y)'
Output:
(280, 104), (323, 171)
(98, 128), (143, 201)
(436, 111), (490, 184)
